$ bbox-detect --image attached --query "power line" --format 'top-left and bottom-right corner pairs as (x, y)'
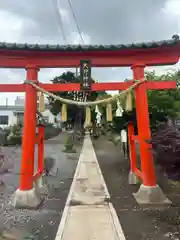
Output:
(52, 0), (85, 100)
(67, 0), (84, 44)
(52, 0), (67, 43)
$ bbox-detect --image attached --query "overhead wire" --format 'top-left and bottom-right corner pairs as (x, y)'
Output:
(52, 0), (67, 43)
(52, 0), (86, 100)
(65, 0), (85, 134)
(66, 0), (86, 100)
(67, 0), (84, 45)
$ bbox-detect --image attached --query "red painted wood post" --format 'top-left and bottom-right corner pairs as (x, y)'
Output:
(132, 64), (156, 186)
(19, 65), (39, 190)
(38, 124), (44, 174)
(128, 122), (136, 173)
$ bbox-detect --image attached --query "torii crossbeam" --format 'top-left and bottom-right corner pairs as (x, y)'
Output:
(0, 80), (176, 92)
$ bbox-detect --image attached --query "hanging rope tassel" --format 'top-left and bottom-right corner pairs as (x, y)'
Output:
(84, 107), (91, 127)
(125, 91), (133, 112)
(61, 104), (67, 122)
(95, 105), (99, 113)
(106, 103), (113, 122)
(39, 92), (45, 112)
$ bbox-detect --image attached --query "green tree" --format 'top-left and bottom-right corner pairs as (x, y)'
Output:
(146, 70), (180, 129)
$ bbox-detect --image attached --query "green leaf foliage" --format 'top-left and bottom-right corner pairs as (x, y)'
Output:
(146, 70), (180, 129)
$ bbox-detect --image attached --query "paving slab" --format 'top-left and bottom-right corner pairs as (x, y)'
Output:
(60, 205), (119, 240)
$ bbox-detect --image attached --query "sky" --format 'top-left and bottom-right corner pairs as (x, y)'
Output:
(0, 0), (180, 105)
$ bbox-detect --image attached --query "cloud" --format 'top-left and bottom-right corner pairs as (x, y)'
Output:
(59, 0), (175, 44)
(162, 0), (180, 18)
(1, 0), (177, 44)
(0, 10), (25, 42)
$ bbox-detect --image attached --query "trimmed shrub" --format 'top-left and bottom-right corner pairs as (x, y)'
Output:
(0, 123), (61, 146)
(6, 123), (22, 146)
(149, 122), (180, 180)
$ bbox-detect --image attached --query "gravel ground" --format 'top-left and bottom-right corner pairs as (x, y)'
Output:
(0, 133), (81, 240)
(93, 136), (180, 240)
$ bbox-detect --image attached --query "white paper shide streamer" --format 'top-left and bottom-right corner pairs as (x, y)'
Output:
(95, 105), (102, 124)
(116, 100), (123, 117)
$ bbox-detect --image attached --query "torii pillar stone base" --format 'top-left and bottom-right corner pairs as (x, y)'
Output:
(133, 184), (171, 205)
(13, 188), (42, 209)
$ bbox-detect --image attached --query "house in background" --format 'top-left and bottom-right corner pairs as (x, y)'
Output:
(0, 96), (61, 128)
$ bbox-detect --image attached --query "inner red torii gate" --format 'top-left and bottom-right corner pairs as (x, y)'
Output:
(0, 37), (179, 208)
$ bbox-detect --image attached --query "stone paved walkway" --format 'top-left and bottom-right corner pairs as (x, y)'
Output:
(55, 134), (126, 240)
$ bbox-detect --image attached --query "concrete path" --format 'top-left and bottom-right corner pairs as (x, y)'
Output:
(55, 134), (126, 240)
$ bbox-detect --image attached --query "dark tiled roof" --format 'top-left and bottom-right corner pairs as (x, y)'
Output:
(0, 36), (179, 52)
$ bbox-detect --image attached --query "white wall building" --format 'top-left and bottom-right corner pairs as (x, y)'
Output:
(0, 96), (61, 128)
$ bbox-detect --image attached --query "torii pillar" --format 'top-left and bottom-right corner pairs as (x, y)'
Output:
(13, 65), (41, 208)
(130, 64), (171, 204)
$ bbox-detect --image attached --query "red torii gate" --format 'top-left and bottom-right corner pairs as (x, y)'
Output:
(0, 37), (179, 208)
